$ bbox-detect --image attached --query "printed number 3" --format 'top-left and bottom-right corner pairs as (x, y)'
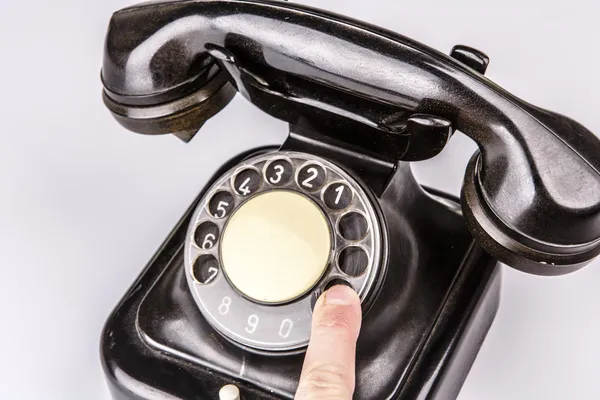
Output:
(302, 167), (318, 188)
(269, 165), (285, 184)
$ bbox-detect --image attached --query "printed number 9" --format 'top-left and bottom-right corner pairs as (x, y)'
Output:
(245, 314), (259, 334)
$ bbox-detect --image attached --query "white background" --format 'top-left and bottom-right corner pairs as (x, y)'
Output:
(0, 0), (599, 399)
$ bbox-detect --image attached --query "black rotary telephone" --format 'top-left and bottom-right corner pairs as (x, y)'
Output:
(99, 1), (600, 399)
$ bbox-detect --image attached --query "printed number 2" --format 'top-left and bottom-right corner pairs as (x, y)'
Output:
(302, 167), (318, 188)
(269, 165), (284, 184)
(216, 201), (229, 218)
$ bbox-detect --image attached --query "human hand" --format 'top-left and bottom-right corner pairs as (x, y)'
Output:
(295, 285), (362, 400)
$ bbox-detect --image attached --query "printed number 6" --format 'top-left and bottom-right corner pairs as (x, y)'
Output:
(202, 233), (216, 249)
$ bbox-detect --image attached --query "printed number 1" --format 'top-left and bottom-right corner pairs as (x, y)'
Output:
(334, 185), (344, 204)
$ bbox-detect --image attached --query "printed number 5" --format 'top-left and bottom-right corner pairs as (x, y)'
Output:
(216, 201), (229, 218)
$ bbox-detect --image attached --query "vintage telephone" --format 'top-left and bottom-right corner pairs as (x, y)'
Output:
(99, 1), (600, 399)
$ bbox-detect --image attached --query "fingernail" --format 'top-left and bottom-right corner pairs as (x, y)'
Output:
(325, 284), (357, 305)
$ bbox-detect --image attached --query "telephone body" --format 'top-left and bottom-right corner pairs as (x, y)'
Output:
(99, 1), (600, 399)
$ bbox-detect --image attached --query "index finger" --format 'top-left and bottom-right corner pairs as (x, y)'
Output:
(295, 284), (362, 400)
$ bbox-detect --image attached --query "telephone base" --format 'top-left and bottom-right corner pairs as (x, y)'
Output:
(100, 148), (501, 400)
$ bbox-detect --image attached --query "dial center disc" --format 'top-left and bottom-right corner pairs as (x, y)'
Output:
(221, 190), (331, 304)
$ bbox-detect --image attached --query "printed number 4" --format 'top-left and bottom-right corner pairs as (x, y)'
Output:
(238, 178), (251, 195)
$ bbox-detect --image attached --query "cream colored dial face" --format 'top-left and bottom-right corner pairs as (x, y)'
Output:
(221, 191), (331, 303)
(184, 151), (383, 352)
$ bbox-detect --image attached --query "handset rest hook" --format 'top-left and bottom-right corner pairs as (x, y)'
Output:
(102, 0), (600, 274)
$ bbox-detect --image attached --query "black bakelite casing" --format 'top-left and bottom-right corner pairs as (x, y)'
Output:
(99, 0), (600, 399)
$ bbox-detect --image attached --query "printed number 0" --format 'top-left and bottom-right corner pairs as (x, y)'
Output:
(302, 167), (319, 188)
(238, 177), (251, 195)
(219, 296), (231, 315)
(216, 201), (229, 218)
(269, 165), (285, 184)
(278, 319), (293, 338)
(245, 314), (259, 334)
(202, 233), (216, 249)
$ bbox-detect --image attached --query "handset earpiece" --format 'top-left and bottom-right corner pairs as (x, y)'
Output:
(101, 4), (236, 141)
(101, 0), (600, 274)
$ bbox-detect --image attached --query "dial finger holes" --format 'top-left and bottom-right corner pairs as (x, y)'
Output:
(324, 182), (352, 210)
(265, 159), (293, 186)
(208, 191), (234, 218)
(233, 168), (260, 196)
(324, 278), (353, 291)
(192, 255), (220, 284)
(297, 163), (326, 191)
(338, 212), (369, 241)
(338, 246), (369, 277)
(194, 221), (219, 249)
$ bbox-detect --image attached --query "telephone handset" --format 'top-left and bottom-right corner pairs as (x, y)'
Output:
(99, 1), (600, 399)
